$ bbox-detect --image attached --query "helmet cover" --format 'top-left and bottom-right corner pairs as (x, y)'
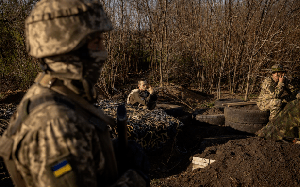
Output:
(271, 64), (285, 73)
(25, 0), (113, 58)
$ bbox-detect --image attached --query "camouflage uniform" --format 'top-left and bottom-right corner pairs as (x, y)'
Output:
(127, 88), (157, 110)
(257, 66), (298, 120)
(0, 0), (148, 187)
(127, 89), (150, 106)
(256, 99), (300, 140)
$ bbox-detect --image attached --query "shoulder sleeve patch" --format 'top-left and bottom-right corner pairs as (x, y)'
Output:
(52, 159), (72, 177)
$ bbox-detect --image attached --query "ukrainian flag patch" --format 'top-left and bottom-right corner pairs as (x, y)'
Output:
(51, 159), (72, 177)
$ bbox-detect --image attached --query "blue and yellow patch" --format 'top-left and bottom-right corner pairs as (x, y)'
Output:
(51, 160), (72, 177)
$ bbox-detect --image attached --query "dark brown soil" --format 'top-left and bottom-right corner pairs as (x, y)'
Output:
(152, 137), (300, 187)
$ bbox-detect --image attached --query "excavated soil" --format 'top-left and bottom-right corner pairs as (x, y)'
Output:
(1, 87), (300, 187)
(152, 137), (300, 187)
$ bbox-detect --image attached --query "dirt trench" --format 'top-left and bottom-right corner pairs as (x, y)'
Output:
(1, 87), (300, 187)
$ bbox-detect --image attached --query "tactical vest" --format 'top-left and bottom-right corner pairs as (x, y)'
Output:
(0, 73), (118, 187)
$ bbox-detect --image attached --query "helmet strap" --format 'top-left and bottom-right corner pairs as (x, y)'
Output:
(64, 80), (82, 95)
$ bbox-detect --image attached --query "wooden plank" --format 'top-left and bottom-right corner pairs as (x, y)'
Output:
(222, 101), (257, 107)
(156, 103), (183, 109)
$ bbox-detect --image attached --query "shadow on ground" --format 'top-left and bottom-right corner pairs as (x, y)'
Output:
(148, 110), (254, 180)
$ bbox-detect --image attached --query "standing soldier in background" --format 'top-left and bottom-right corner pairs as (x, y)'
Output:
(257, 64), (300, 121)
(0, 0), (149, 187)
(127, 80), (157, 110)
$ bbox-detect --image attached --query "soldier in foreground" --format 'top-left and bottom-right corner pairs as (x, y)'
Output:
(0, 0), (149, 186)
(257, 64), (300, 121)
(127, 80), (157, 110)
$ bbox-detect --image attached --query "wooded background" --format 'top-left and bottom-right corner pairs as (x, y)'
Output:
(1, 0), (300, 99)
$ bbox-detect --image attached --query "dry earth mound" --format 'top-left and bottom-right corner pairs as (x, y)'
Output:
(153, 137), (300, 187)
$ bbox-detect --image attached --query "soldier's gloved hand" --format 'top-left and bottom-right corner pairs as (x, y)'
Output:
(113, 140), (150, 185)
(148, 86), (154, 95)
(296, 92), (300, 99)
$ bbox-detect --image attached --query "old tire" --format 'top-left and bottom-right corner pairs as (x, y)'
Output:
(195, 114), (225, 126)
(214, 99), (243, 109)
(224, 106), (269, 134)
(224, 106), (270, 124)
(225, 121), (266, 134)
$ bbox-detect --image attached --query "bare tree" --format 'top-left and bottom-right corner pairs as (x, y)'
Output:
(2, 0), (300, 96)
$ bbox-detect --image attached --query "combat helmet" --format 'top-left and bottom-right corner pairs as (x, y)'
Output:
(25, 0), (113, 58)
(271, 64), (286, 73)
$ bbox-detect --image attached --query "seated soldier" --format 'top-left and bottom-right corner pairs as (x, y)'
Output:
(127, 80), (157, 110)
(257, 64), (300, 121)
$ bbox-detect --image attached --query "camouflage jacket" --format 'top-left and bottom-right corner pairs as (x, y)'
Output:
(127, 89), (150, 106)
(0, 82), (146, 187)
(257, 76), (297, 106)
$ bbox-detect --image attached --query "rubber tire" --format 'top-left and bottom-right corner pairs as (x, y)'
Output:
(195, 114), (225, 126)
(214, 99), (243, 109)
(225, 120), (266, 134)
(224, 106), (269, 124)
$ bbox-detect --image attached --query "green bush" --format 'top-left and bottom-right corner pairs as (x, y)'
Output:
(0, 1), (39, 92)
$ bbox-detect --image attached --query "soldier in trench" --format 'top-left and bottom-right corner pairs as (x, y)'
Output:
(127, 80), (157, 110)
(256, 64), (300, 121)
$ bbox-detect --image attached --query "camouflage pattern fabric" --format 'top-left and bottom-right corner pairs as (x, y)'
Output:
(2, 84), (146, 187)
(6, 85), (105, 186)
(257, 76), (297, 120)
(43, 51), (107, 82)
(127, 89), (149, 106)
(25, 0), (113, 58)
(127, 89), (157, 110)
(256, 99), (300, 141)
(98, 100), (184, 151)
(43, 54), (84, 80)
(271, 64), (285, 72)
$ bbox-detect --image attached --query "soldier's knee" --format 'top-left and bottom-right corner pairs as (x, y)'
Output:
(271, 99), (282, 107)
